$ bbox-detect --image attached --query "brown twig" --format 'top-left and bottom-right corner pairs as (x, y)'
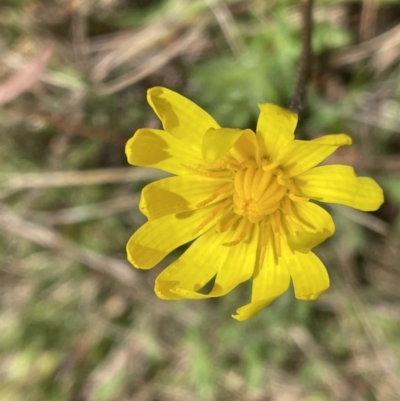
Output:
(288, 0), (313, 114)
(359, 2), (379, 42)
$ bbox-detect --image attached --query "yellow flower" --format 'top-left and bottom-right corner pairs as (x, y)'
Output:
(125, 87), (384, 321)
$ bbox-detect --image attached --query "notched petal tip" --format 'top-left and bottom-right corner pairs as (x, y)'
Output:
(295, 288), (329, 301)
(147, 87), (180, 133)
(363, 178), (384, 211)
(289, 251), (330, 301)
(231, 302), (264, 322)
(316, 133), (353, 146)
(296, 166), (385, 211)
(125, 135), (136, 165)
(126, 238), (164, 270)
(231, 296), (283, 321)
(231, 312), (247, 322)
(125, 128), (170, 166)
(256, 102), (298, 162)
(337, 133), (352, 145)
(172, 287), (208, 299)
(155, 278), (184, 300)
(138, 194), (149, 218)
(285, 202), (336, 253)
(146, 86), (220, 146)
(156, 280), (209, 300)
(147, 86), (164, 98)
(257, 103), (298, 121)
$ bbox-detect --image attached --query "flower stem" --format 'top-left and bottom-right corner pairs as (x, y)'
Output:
(288, 0), (314, 114)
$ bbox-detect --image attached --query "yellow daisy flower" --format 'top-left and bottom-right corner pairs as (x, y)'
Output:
(125, 87), (384, 321)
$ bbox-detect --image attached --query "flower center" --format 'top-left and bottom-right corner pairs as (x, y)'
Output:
(233, 167), (287, 223)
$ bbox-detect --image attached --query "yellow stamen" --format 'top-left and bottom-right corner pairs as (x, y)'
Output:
(282, 197), (303, 231)
(207, 160), (242, 171)
(259, 220), (270, 267)
(243, 168), (256, 199)
(286, 180), (309, 202)
(223, 218), (252, 247)
(216, 214), (241, 233)
(275, 169), (286, 186)
(233, 167), (287, 223)
(273, 211), (282, 257)
(288, 193), (309, 202)
(193, 199), (232, 235)
(261, 159), (278, 171)
(251, 168), (273, 199)
(182, 164), (231, 179)
(197, 184), (233, 208)
(239, 160), (257, 169)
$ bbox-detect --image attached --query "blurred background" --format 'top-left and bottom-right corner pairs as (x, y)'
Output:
(1, 0), (400, 400)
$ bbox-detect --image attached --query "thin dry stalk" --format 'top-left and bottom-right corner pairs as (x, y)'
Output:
(0, 41), (55, 105)
(204, 0), (244, 56)
(330, 205), (390, 236)
(5, 105), (126, 146)
(97, 17), (209, 94)
(91, 21), (179, 82)
(2, 49), (84, 91)
(344, 290), (400, 398)
(289, 325), (352, 401)
(335, 239), (400, 398)
(0, 167), (167, 189)
(34, 194), (139, 225)
(0, 204), (140, 291)
(331, 24), (400, 74)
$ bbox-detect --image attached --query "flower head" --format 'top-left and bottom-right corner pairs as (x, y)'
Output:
(126, 87), (383, 321)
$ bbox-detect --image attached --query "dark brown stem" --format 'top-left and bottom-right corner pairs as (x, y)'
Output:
(288, 0), (314, 114)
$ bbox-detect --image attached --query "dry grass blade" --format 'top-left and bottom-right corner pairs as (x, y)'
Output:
(33, 194), (139, 225)
(341, 288), (400, 398)
(204, 0), (244, 56)
(0, 204), (140, 291)
(0, 167), (167, 189)
(331, 205), (390, 236)
(97, 17), (209, 94)
(335, 239), (400, 399)
(331, 24), (400, 74)
(289, 325), (353, 401)
(0, 41), (55, 105)
(90, 22), (178, 82)
(5, 106), (126, 146)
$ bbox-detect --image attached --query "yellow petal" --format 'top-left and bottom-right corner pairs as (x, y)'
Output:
(229, 129), (259, 164)
(202, 128), (255, 164)
(126, 204), (220, 270)
(172, 221), (259, 299)
(147, 87), (219, 148)
(256, 103), (298, 161)
(287, 250), (330, 300)
(285, 201), (335, 253)
(295, 165), (384, 211)
(140, 176), (231, 220)
(154, 229), (223, 300)
(210, 222), (259, 297)
(279, 134), (352, 178)
(233, 231), (291, 321)
(126, 128), (203, 175)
